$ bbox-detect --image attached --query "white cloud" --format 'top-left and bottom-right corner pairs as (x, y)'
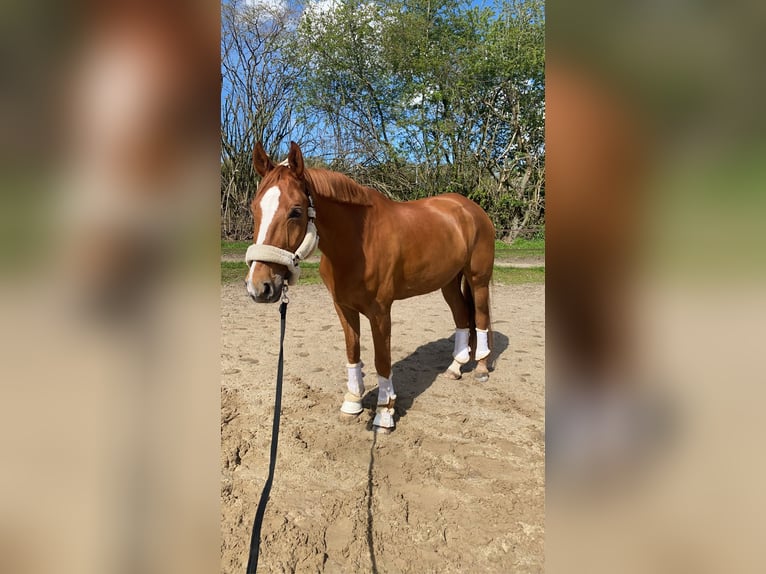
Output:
(242, 0), (288, 16)
(304, 0), (340, 18)
(407, 87), (435, 109)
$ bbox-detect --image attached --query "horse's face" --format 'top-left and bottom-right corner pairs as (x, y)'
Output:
(246, 141), (311, 303)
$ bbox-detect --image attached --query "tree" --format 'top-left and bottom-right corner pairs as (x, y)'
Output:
(220, 0), (314, 238)
(221, 0), (545, 239)
(472, 0), (545, 238)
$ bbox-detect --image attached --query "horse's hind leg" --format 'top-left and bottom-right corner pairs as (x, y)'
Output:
(333, 302), (365, 417)
(441, 273), (472, 379)
(468, 279), (493, 382)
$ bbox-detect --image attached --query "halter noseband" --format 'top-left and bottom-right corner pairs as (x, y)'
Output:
(245, 181), (319, 286)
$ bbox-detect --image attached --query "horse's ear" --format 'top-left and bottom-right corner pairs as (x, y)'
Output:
(253, 141), (274, 177)
(287, 141), (304, 179)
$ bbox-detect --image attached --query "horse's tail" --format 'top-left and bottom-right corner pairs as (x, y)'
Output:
(460, 273), (476, 331)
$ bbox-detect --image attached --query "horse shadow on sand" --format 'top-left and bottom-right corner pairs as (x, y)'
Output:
(359, 330), (510, 426)
(361, 330), (510, 573)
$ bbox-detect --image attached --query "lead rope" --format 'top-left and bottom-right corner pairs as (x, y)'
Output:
(245, 285), (289, 574)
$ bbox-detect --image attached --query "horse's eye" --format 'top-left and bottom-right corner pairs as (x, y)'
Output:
(288, 207), (302, 219)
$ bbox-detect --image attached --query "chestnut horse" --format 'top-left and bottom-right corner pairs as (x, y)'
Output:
(245, 142), (495, 432)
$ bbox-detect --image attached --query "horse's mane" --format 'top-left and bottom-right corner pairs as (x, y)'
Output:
(305, 169), (374, 206)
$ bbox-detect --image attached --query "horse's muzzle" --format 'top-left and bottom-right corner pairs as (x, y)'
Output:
(247, 275), (283, 303)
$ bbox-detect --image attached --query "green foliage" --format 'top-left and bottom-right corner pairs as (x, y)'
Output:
(222, 0), (545, 239)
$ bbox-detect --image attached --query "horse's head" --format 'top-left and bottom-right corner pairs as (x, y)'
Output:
(245, 141), (317, 303)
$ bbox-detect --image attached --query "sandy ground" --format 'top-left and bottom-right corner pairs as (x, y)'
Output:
(221, 282), (544, 573)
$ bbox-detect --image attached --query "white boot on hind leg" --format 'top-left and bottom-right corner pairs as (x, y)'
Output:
(474, 329), (491, 382)
(453, 328), (471, 363)
(475, 328), (490, 360)
(444, 328), (471, 379)
(444, 358), (464, 379)
(340, 362), (364, 415)
(373, 375), (396, 432)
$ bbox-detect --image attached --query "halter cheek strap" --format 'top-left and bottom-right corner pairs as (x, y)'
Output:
(245, 202), (319, 285)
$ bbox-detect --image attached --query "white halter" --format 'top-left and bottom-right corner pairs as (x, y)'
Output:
(245, 193), (319, 285)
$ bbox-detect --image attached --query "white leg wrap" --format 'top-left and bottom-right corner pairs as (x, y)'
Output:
(346, 362), (365, 396)
(340, 362), (364, 415)
(376, 374), (395, 405)
(453, 328), (471, 364)
(447, 358), (463, 376)
(475, 328), (490, 360)
(373, 375), (396, 430)
(373, 403), (396, 430)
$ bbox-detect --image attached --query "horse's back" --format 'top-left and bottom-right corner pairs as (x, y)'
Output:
(366, 192), (494, 299)
(397, 193), (494, 246)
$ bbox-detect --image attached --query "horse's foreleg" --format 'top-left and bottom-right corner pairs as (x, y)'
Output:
(369, 309), (395, 432)
(334, 302), (364, 416)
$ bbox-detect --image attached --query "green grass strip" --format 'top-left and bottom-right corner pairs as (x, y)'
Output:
(223, 239), (543, 261)
(222, 261), (324, 285)
(223, 261), (543, 286)
(492, 266), (545, 285)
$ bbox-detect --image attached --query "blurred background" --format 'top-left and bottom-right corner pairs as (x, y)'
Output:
(547, 0), (766, 572)
(0, 1), (220, 573)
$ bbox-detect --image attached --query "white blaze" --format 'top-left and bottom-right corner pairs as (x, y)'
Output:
(246, 261), (257, 296)
(247, 185), (281, 296)
(255, 185), (281, 245)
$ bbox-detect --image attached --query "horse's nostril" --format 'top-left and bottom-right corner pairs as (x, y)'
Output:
(261, 281), (272, 298)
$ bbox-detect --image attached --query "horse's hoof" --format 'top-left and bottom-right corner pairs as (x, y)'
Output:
(441, 368), (462, 380)
(473, 370), (489, 383)
(372, 401), (395, 433)
(339, 411), (361, 422)
(340, 393), (363, 416)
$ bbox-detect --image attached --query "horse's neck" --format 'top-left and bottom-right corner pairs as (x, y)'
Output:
(312, 194), (368, 263)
